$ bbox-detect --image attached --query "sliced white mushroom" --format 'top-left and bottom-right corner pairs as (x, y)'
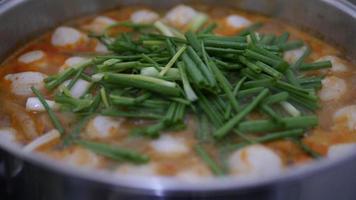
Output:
(61, 79), (92, 98)
(4, 72), (47, 96)
(317, 55), (348, 72)
(51, 26), (85, 47)
(225, 15), (251, 29)
(0, 128), (17, 144)
(65, 147), (99, 169)
(333, 105), (356, 131)
(85, 16), (117, 33)
(25, 97), (58, 112)
(283, 46), (307, 64)
(164, 5), (198, 27)
(23, 129), (60, 152)
(228, 145), (283, 178)
(17, 50), (45, 64)
(95, 42), (110, 53)
(130, 10), (159, 24)
(327, 143), (356, 159)
(116, 163), (157, 176)
(319, 76), (347, 101)
(150, 135), (189, 156)
(85, 115), (121, 139)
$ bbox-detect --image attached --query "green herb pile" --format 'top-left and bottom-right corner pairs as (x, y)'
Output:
(31, 17), (330, 172)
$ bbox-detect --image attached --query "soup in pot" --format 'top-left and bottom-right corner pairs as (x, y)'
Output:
(0, 4), (355, 181)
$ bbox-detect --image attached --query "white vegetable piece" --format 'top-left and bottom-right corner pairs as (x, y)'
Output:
(64, 56), (88, 67)
(85, 115), (120, 139)
(91, 73), (105, 82)
(327, 143), (356, 159)
(0, 128), (17, 144)
(70, 79), (91, 98)
(280, 101), (301, 117)
(18, 50), (45, 64)
(164, 5), (198, 26)
(25, 97), (58, 112)
(150, 135), (189, 156)
(130, 10), (159, 24)
(65, 147), (99, 169)
(333, 105), (356, 131)
(319, 76), (347, 101)
(86, 16), (117, 33)
(283, 46), (307, 64)
(225, 15), (251, 29)
(317, 55), (348, 72)
(62, 79), (92, 98)
(4, 72), (47, 96)
(246, 32), (261, 44)
(23, 129), (60, 152)
(228, 145), (283, 178)
(59, 56), (88, 72)
(116, 163), (157, 176)
(51, 26), (85, 47)
(92, 16), (116, 27)
(95, 42), (110, 53)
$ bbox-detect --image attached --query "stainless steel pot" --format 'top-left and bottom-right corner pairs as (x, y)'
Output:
(1, 0), (356, 199)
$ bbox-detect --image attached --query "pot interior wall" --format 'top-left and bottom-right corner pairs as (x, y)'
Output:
(0, 0), (355, 62)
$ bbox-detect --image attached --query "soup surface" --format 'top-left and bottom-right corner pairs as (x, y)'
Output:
(0, 4), (355, 182)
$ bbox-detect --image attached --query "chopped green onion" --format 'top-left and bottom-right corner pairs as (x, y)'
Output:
(239, 22), (263, 36)
(101, 108), (162, 120)
(62, 115), (91, 146)
(160, 45), (187, 76)
(178, 62), (198, 101)
(154, 21), (174, 37)
(104, 73), (181, 96)
(31, 87), (64, 135)
(45, 68), (76, 90)
(141, 54), (161, 71)
(196, 114), (212, 142)
(188, 13), (209, 32)
(214, 88), (269, 139)
(263, 92), (289, 104)
(238, 115), (318, 133)
(300, 60), (332, 71)
(279, 40), (304, 51)
(100, 87), (110, 108)
(195, 144), (225, 176)
(76, 140), (149, 164)
(199, 23), (217, 34)
(292, 139), (321, 159)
